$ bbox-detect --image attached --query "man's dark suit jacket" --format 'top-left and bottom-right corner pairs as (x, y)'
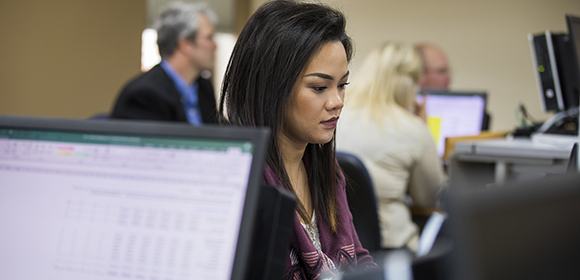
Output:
(111, 64), (218, 124)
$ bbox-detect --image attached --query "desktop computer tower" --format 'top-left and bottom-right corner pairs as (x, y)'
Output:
(529, 31), (580, 112)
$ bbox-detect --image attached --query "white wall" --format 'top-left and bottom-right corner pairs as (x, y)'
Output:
(252, 0), (580, 131)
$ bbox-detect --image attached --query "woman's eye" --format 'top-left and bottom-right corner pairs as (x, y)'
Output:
(338, 82), (350, 90)
(311, 86), (327, 92)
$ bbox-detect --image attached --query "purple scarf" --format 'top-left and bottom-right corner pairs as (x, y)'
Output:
(262, 163), (377, 279)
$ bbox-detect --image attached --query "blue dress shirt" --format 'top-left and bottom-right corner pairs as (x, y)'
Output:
(160, 60), (203, 126)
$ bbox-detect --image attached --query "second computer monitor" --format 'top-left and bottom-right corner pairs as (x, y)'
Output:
(418, 90), (487, 158)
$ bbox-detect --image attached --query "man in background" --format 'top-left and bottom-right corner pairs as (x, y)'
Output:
(111, 1), (218, 125)
(415, 43), (451, 90)
(415, 42), (490, 130)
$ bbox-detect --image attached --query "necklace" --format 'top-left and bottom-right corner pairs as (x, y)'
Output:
(303, 212), (321, 250)
(296, 161), (321, 250)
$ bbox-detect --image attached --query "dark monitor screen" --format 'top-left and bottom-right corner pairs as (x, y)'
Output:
(565, 14), (580, 170)
(0, 115), (269, 280)
(417, 90), (487, 157)
(567, 14), (580, 98)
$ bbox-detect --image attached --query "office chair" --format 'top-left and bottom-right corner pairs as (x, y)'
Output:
(336, 151), (382, 253)
(412, 212), (453, 280)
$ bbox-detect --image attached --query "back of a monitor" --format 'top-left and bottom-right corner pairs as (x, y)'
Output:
(446, 174), (580, 280)
(246, 185), (296, 280)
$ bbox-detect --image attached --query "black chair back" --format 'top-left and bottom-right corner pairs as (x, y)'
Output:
(336, 151), (382, 252)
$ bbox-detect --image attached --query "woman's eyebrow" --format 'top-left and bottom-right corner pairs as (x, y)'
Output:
(304, 71), (350, 80)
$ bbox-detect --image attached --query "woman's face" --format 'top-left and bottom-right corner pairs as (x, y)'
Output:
(282, 41), (349, 146)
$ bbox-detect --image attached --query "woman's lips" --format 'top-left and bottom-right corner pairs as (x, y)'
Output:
(321, 117), (339, 128)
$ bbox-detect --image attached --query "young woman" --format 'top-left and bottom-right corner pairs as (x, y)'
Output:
(336, 42), (446, 252)
(219, 0), (376, 278)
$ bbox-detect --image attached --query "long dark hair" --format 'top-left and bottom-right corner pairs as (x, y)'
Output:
(219, 0), (353, 232)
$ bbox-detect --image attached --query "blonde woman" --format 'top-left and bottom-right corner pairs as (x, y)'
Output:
(336, 42), (446, 252)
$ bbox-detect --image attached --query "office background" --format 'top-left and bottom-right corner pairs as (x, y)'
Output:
(1, 0), (580, 131)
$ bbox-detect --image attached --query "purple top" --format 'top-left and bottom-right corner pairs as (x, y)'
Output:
(262, 163), (377, 279)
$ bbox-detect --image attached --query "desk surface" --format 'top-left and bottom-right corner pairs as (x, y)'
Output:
(454, 137), (573, 159)
(450, 135), (576, 188)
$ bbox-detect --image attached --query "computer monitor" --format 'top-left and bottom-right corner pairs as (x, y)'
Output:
(417, 90), (487, 158)
(247, 185), (296, 280)
(529, 27), (580, 112)
(567, 14), (580, 100)
(0, 115), (270, 280)
(566, 15), (580, 168)
(445, 173), (580, 280)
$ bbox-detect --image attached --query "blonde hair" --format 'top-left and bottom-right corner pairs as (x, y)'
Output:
(346, 42), (423, 124)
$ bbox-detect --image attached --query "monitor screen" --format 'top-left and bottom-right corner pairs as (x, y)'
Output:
(567, 15), (580, 97)
(566, 14), (580, 170)
(0, 116), (269, 280)
(417, 90), (487, 157)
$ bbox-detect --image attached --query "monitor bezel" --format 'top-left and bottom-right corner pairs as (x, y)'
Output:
(418, 89), (487, 102)
(0, 115), (271, 280)
(566, 14), (580, 171)
(566, 14), (580, 99)
(417, 89), (488, 130)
